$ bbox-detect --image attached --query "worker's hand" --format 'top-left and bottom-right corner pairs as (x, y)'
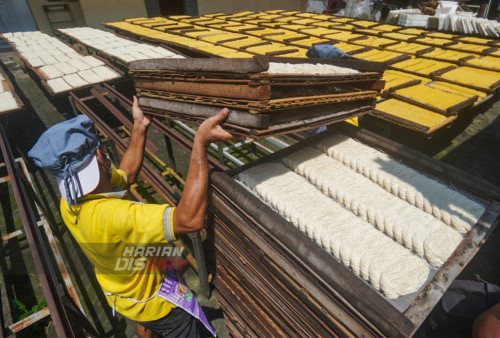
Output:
(132, 96), (151, 129)
(177, 282), (189, 295)
(195, 108), (233, 146)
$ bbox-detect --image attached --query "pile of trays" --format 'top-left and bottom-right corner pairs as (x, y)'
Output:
(0, 31), (121, 95)
(131, 57), (385, 137)
(110, 12), (500, 134)
(208, 123), (500, 336)
(57, 27), (184, 69)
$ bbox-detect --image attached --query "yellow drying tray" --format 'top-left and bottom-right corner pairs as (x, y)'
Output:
(389, 83), (478, 115)
(273, 16), (296, 23)
(203, 12), (227, 18)
(396, 28), (426, 36)
(197, 45), (237, 56)
(174, 16), (203, 24)
(420, 48), (475, 62)
(197, 19), (227, 26)
(291, 37), (331, 48)
(246, 28), (282, 37)
(448, 42), (494, 54)
(333, 23), (358, 31)
(280, 49), (308, 58)
(245, 43), (299, 56)
(232, 23), (262, 31)
(258, 14), (285, 20)
(463, 56), (500, 72)
(298, 27), (334, 37)
(279, 24), (309, 31)
(293, 18), (321, 25)
(382, 76), (420, 92)
(353, 49), (409, 63)
(373, 98), (456, 133)
(265, 32), (308, 43)
(413, 37), (456, 47)
(385, 42), (434, 55)
(323, 31), (364, 42)
(168, 15), (191, 20)
(198, 32), (245, 43)
(425, 32), (456, 39)
(372, 24), (400, 32)
(456, 36), (495, 46)
(312, 21), (339, 28)
(258, 21), (283, 28)
(437, 66), (500, 92)
(183, 29), (217, 38)
(207, 22), (236, 29)
(353, 28), (380, 36)
(427, 81), (488, 101)
(222, 37), (268, 49)
(380, 32), (415, 41)
(329, 17), (356, 23)
(331, 42), (369, 54)
(381, 70), (429, 92)
(384, 70), (430, 82)
(351, 36), (399, 48)
(486, 49), (500, 57)
(124, 17), (147, 23)
(391, 58), (456, 76)
(350, 20), (379, 28)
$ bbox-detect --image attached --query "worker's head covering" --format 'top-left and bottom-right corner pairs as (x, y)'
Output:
(306, 44), (349, 59)
(28, 115), (100, 207)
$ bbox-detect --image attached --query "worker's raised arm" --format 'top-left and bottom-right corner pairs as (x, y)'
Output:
(173, 108), (233, 235)
(119, 96), (151, 185)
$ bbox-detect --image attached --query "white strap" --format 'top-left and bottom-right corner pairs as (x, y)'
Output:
(104, 285), (162, 317)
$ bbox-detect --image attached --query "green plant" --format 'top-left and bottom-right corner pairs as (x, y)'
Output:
(13, 299), (47, 320)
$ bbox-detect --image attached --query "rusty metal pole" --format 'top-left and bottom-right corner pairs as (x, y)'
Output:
(0, 121), (75, 337)
(163, 132), (177, 172)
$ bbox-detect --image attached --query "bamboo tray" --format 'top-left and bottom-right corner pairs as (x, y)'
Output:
(373, 98), (457, 133)
(130, 56), (385, 103)
(209, 123), (500, 336)
(387, 84), (478, 115)
(139, 96), (374, 138)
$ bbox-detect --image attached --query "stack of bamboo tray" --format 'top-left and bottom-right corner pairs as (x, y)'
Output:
(130, 57), (385, 137)
(0, 31), (122, 95)
(208, 123), (500, 336)
(109, 11), (500, 134)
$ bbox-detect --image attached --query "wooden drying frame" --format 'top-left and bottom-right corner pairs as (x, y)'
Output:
(209, 123), (500, 336)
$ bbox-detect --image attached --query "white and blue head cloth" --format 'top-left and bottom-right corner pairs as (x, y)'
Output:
(28, 115), (101, 208)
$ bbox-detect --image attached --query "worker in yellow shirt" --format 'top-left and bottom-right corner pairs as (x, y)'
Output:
(28, 96), (232, 337)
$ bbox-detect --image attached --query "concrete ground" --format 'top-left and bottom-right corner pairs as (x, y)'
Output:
(1, 51), (499, 336)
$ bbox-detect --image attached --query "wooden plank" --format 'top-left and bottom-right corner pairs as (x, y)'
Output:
(213, 214), (351, 337)
(404, 202), (500, 327)
(129, 57), (269, 73)
(211, 192), (376, 336)
(262, 55), (387, 73)
(138, 97), (270, 128)
(210, 171), (413, 336)
(134, 78), (270, 100)
(215, 125), (500, 334)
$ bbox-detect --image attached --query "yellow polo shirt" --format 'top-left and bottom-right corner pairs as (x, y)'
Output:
(60, 169), (177, 322)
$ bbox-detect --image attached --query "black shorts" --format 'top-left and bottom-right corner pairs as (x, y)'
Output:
(137, 307), (200, 338)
